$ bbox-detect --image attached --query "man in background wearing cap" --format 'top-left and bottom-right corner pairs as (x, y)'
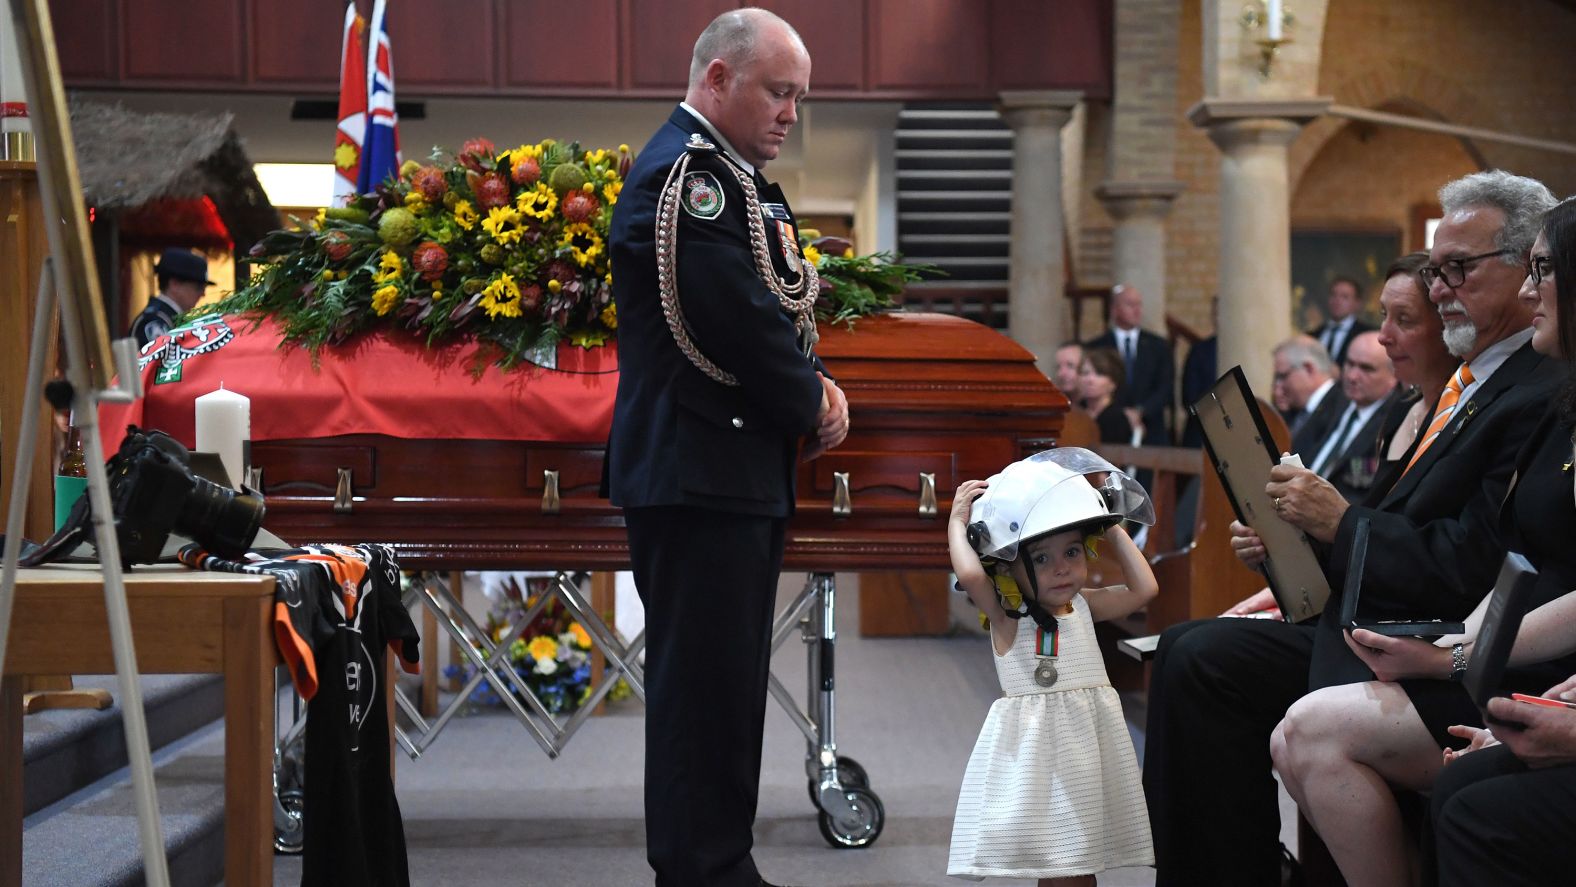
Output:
(129, 248), (213, 347)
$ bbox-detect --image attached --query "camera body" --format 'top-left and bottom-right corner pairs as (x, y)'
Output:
(24, 426), (265, 568)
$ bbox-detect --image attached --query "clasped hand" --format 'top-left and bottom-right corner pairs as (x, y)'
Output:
(803, 372), (849, 461)
(1262, 464), (1348, 543)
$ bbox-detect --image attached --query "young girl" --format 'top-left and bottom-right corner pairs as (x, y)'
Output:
(947, 448), (1158, 885)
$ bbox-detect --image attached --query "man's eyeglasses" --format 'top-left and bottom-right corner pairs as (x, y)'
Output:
(1419, 249), (1516, 290)
(1528, 254), (1555, 286)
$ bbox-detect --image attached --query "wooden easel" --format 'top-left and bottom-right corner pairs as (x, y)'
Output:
(0, 0), (169, 882)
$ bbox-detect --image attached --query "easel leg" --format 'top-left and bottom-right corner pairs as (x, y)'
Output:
(21, 675), (112, 713)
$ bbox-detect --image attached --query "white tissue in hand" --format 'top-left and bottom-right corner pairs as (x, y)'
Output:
(1279, 453), (1305, 468)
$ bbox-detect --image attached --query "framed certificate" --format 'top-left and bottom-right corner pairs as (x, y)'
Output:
(1191, 366), (1332, 624)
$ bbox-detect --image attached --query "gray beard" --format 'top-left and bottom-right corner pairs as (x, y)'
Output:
(1442, 320), (1478, 357)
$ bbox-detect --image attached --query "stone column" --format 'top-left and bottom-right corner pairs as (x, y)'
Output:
(1097, 180), (1184, 332)
(998, 90), (1082, 375)
(1187, 99), (1328, 394)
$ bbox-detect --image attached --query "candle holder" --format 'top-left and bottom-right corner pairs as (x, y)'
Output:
(1240, 1), (1295, 79)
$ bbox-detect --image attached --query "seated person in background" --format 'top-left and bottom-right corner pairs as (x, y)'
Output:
(1272, 195), (1576, 887)
(1086, 284), (1174, 443)
(1272, 335), (1347, 455)
(130, 248), (213, 348)
(1143, 170), (1561, 887)
(1307, 330), (1400, 501)
(1179, 297), (1218, 448)
(1310, 275), (1376, 367)
(1054, 340), (1084, 402)
(1078, 347), (1138, 444)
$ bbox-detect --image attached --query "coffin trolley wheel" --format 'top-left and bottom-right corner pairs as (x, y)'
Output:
(272, 727), (307, 854)
(815, 785), (885, 849)
(273, 788), (306, 855)
(805, 755), (869, 806)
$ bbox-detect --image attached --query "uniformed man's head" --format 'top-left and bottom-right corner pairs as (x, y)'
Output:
(686, 8), (811, 170)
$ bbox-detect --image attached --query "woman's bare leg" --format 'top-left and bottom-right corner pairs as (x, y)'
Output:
(1271, 681), (1443, 887)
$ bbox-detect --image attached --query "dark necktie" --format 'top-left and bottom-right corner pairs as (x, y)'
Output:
(1123, 334), (1137, 378)
(1312, 405), (1361, 476)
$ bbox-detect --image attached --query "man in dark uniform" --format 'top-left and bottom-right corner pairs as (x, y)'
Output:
(129, 247), (212, 347)
(604, 9), (847, 887)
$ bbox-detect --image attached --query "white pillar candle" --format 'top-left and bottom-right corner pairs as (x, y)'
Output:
(1266, 0), (1283, 40)
(195, 383), (250, 490)
(0, 4), (23, 104)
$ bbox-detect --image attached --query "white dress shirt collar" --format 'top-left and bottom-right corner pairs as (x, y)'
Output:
(678, 102), (755, 176)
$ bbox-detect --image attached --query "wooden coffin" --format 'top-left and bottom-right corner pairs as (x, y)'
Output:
(251, 312), (1068, 571)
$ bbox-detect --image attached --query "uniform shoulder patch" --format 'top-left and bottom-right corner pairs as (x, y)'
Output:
(681, 170), (725, 220)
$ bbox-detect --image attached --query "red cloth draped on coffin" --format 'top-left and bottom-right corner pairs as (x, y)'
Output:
(100, 316), (619, 451)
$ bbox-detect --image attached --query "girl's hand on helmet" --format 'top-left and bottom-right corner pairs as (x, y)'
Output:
(951, 479), (988, 526)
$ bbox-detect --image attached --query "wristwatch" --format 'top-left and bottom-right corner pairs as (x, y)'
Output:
(1449, 642), (1468, 681)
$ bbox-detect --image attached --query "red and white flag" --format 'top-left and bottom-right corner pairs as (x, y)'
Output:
(331, 3), (367, 205)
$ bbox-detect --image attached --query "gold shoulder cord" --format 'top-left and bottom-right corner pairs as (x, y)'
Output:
(655, 140), (820, 387)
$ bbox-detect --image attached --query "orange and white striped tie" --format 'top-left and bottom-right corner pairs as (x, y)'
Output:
(1403, 363), (1476, 474)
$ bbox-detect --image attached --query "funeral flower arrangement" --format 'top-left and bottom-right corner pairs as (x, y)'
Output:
(207, 137), (934, 368)
(447, 574), (630, 715)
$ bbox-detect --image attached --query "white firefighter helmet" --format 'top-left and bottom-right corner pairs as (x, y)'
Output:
(966, 448), (1154, 563)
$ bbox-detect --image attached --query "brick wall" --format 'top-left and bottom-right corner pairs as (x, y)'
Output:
(1154, 0), (1576, 334)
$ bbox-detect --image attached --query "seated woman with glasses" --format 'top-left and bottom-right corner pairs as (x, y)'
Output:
(1269, 197), (1576, 887)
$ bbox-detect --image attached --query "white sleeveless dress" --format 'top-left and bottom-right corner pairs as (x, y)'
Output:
(948, 594), (1154, 879)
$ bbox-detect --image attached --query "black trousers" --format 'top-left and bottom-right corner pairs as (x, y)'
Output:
(1144, 617), (1316, 887)
(625, 505), (786, 887)
(1432, 743), (1576, 886)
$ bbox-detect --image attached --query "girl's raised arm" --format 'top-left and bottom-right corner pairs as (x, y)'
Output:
(1084, 523), (1159, 623)
(949, 479), (1006, 625)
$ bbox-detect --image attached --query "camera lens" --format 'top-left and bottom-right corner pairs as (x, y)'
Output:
(175, 476), (265, 558)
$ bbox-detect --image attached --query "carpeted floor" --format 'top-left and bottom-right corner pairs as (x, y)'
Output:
(271, 572), (1293, 887)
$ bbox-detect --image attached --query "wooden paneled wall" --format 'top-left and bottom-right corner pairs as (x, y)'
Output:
(50, 0), (1111, 100)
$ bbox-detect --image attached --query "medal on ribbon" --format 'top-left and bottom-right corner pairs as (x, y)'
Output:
(1033, 624), (1059, 688)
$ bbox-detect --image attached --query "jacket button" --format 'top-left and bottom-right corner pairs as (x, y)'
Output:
(731, 417), (744, 428)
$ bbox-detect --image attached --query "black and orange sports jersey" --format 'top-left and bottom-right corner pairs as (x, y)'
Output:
(180, 541), (418, 886)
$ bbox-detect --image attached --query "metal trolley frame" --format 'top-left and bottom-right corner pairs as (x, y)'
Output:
(272, 570), (884, 851)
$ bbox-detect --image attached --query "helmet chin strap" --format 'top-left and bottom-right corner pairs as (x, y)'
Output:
(1002, 549), (1060, 635)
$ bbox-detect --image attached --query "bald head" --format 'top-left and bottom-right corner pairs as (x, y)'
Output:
(688, 8), (804, 87)
(1111, 284), (1143, 330)
(684, 8), (810, 169)
(1341, 330), (1396, 407)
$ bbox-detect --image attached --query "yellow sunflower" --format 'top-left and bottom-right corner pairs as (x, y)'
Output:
(803, 245), (822, 267)
(527, 635), (559, 663)
(453, 199), (479, 230)
(372, 284), (400, 316)
(479, 272), (523, 318)
(560, 222), (605, 268)
(371, 250), (405, 284)
(482, 205), (524, 245)
(517, 183), (557, 221)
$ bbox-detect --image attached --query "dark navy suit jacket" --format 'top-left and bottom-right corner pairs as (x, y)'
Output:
(605, 106), (823, 518)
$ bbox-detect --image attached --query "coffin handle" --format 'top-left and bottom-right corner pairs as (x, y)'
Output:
(244, 466), (264, 494)
(542, 469), (562, 515)
(334, 467), (353, 513)
(832, 471), (852, 518)
(918, 472), (938, 518)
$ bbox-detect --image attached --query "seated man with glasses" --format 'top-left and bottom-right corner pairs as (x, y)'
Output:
(1144, 170), (1565, 887)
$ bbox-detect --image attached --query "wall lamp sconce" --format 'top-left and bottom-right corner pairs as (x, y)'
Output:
(1240, 0), (1294, 79)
